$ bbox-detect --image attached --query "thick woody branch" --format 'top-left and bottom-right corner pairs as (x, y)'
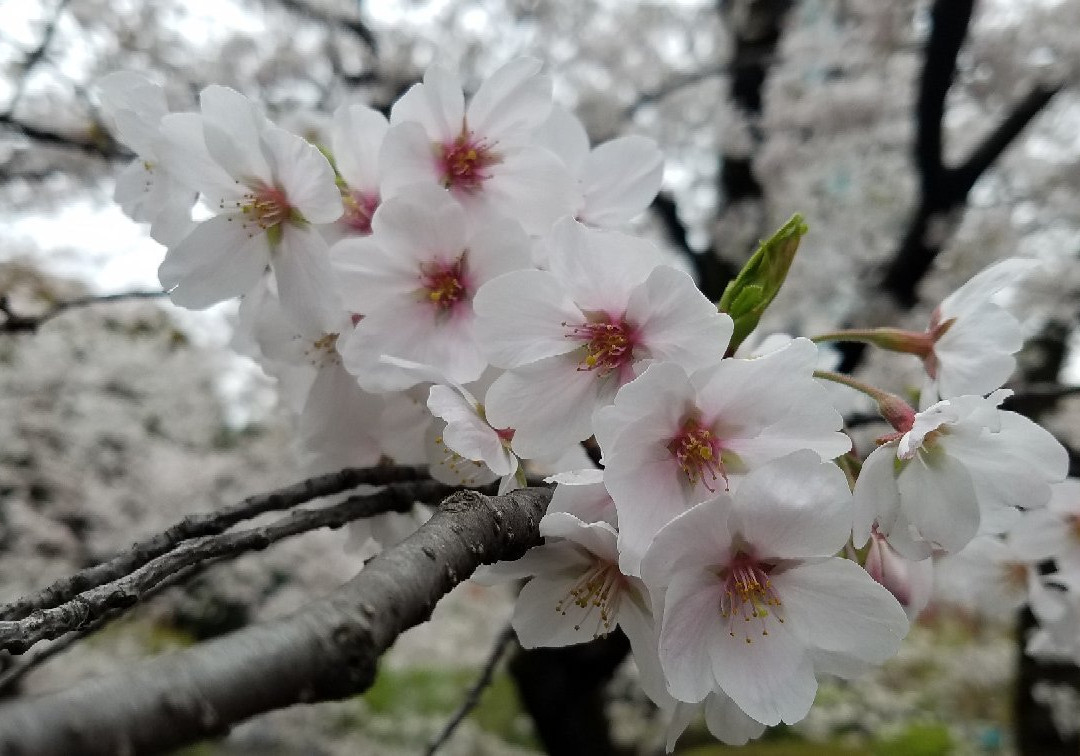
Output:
(0, 486), (553, 755)
(878, 0), (1061, 308)
(0, 479), (457, 653)
(0, 465), (429, 622)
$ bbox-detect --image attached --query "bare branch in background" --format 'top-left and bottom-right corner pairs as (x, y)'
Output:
(837, 0), (1061, 373)
(268, 0), (379, 54)
(0, 290), (167, 335)
(0, 478), (458, 653)
(0, 486), (553, 756)
(0, 464), (429, 621)
(3, 0), (73, 117)
(426, 623), (517, 755)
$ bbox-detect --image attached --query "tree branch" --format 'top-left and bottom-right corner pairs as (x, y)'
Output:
(266, 0), (378, 53)
(0, 479), (457, 653)
(0, 113), (125, 160)
(0, 465), (429, 622)
(0, 486), (553, 755)
(0, 291), (168, 335)
(426, 623), (517, 755)
(878, 0), (1061, 308)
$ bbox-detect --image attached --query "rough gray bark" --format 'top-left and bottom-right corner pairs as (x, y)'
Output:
(0, 486), (552, 756)
(0, 464), (429, 623)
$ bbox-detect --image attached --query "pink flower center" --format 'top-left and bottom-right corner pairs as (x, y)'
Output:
(667, 417), (727, 491)
(239, 183), (293, 229)
(719, 553), (784, 644)
(342, 190), (379, 234)
(438, 129), (499, 193)
(419, 255), (469, 313)
(556, 559), (625, 637)
(566, 316), (637, 377)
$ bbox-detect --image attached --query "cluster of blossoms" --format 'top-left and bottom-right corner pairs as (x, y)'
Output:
(99, 59), (1073, 747)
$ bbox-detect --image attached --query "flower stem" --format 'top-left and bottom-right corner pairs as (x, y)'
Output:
(811, 327), (933, 357)
(814, 370), (916, 433)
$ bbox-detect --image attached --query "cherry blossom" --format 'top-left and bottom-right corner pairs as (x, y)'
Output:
(327, 102), (387, 239)
(853, 390), (1068, 559)
(862, 528), (934, 620)
(921, 258), (1039, 404)
(474, 217), (733, 458)
(95, 72), (195, 245)
(480, 510), (669, 705)
(1007, 478), (1080, 581)
(595, 340), (850, 571)
(380, 58), (576, 233)
(157, 86), (343, 331)
(640, 453), (908, 726)
(533, 105), (664, 227)
(332, 186), (530, 391)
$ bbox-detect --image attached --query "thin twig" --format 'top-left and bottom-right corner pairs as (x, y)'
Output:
(0, 465), (429, 622)
(0, 478), (458, 653)
(0, 290), (167, 335)
(0, 557), (220, 694)
(426, 623), (518, 755)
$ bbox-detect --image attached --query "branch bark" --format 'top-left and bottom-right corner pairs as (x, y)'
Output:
(0, 465), (429, 622)
(0, 486), (552, 755)
(0, 291), (167, 335)
(878, 0), (1062, 308)
(0, 479), (455, 653)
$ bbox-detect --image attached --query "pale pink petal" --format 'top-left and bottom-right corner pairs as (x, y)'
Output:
(299, 363), (383, 474)
(428, 384), (513, 476)
(483, 353), (600, 459)
(514, 573), (609, 647)
(261, 126), (342, 224)
(628, 265), (733, 371)
(659, 571), (725, 703)
(773, 558), (909, 665)
(330, 236), (420, 313)
(199, 85), (272, 183)
(342, 303), (486, 391)
(370, 185), (468, 262)
(475, 540), (590, 584)
(939, 258), (1040, 319)
(389, 64), (464, 140)
(897, 450), (980, 552)
(156, 112), (239, 201)
(709, 591), (816, 725)
(426, 420), (499, 488)
(547, 474), (618, 526)
(473, 270), (583, 368)
(579, 135), (664, 227)
(331, 102), (388, 192)
(733, 452), (853, 559)
(852, 445), (901, 547)
(539, 513), (619, 564)
(273, 224), (343, 334)
(532, 105), (589, 170)
(703, 692), (768, 746)
(934, 304), (1024, 399)
(459, 215), (532, 284)
(378, 123), (443, 197)
(546, 217), (660, 313)
(159, 213), (269, 307)
(640, 497), (735, 588)
(466, 57), (550, 141)
(463, 145), (577, 234)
